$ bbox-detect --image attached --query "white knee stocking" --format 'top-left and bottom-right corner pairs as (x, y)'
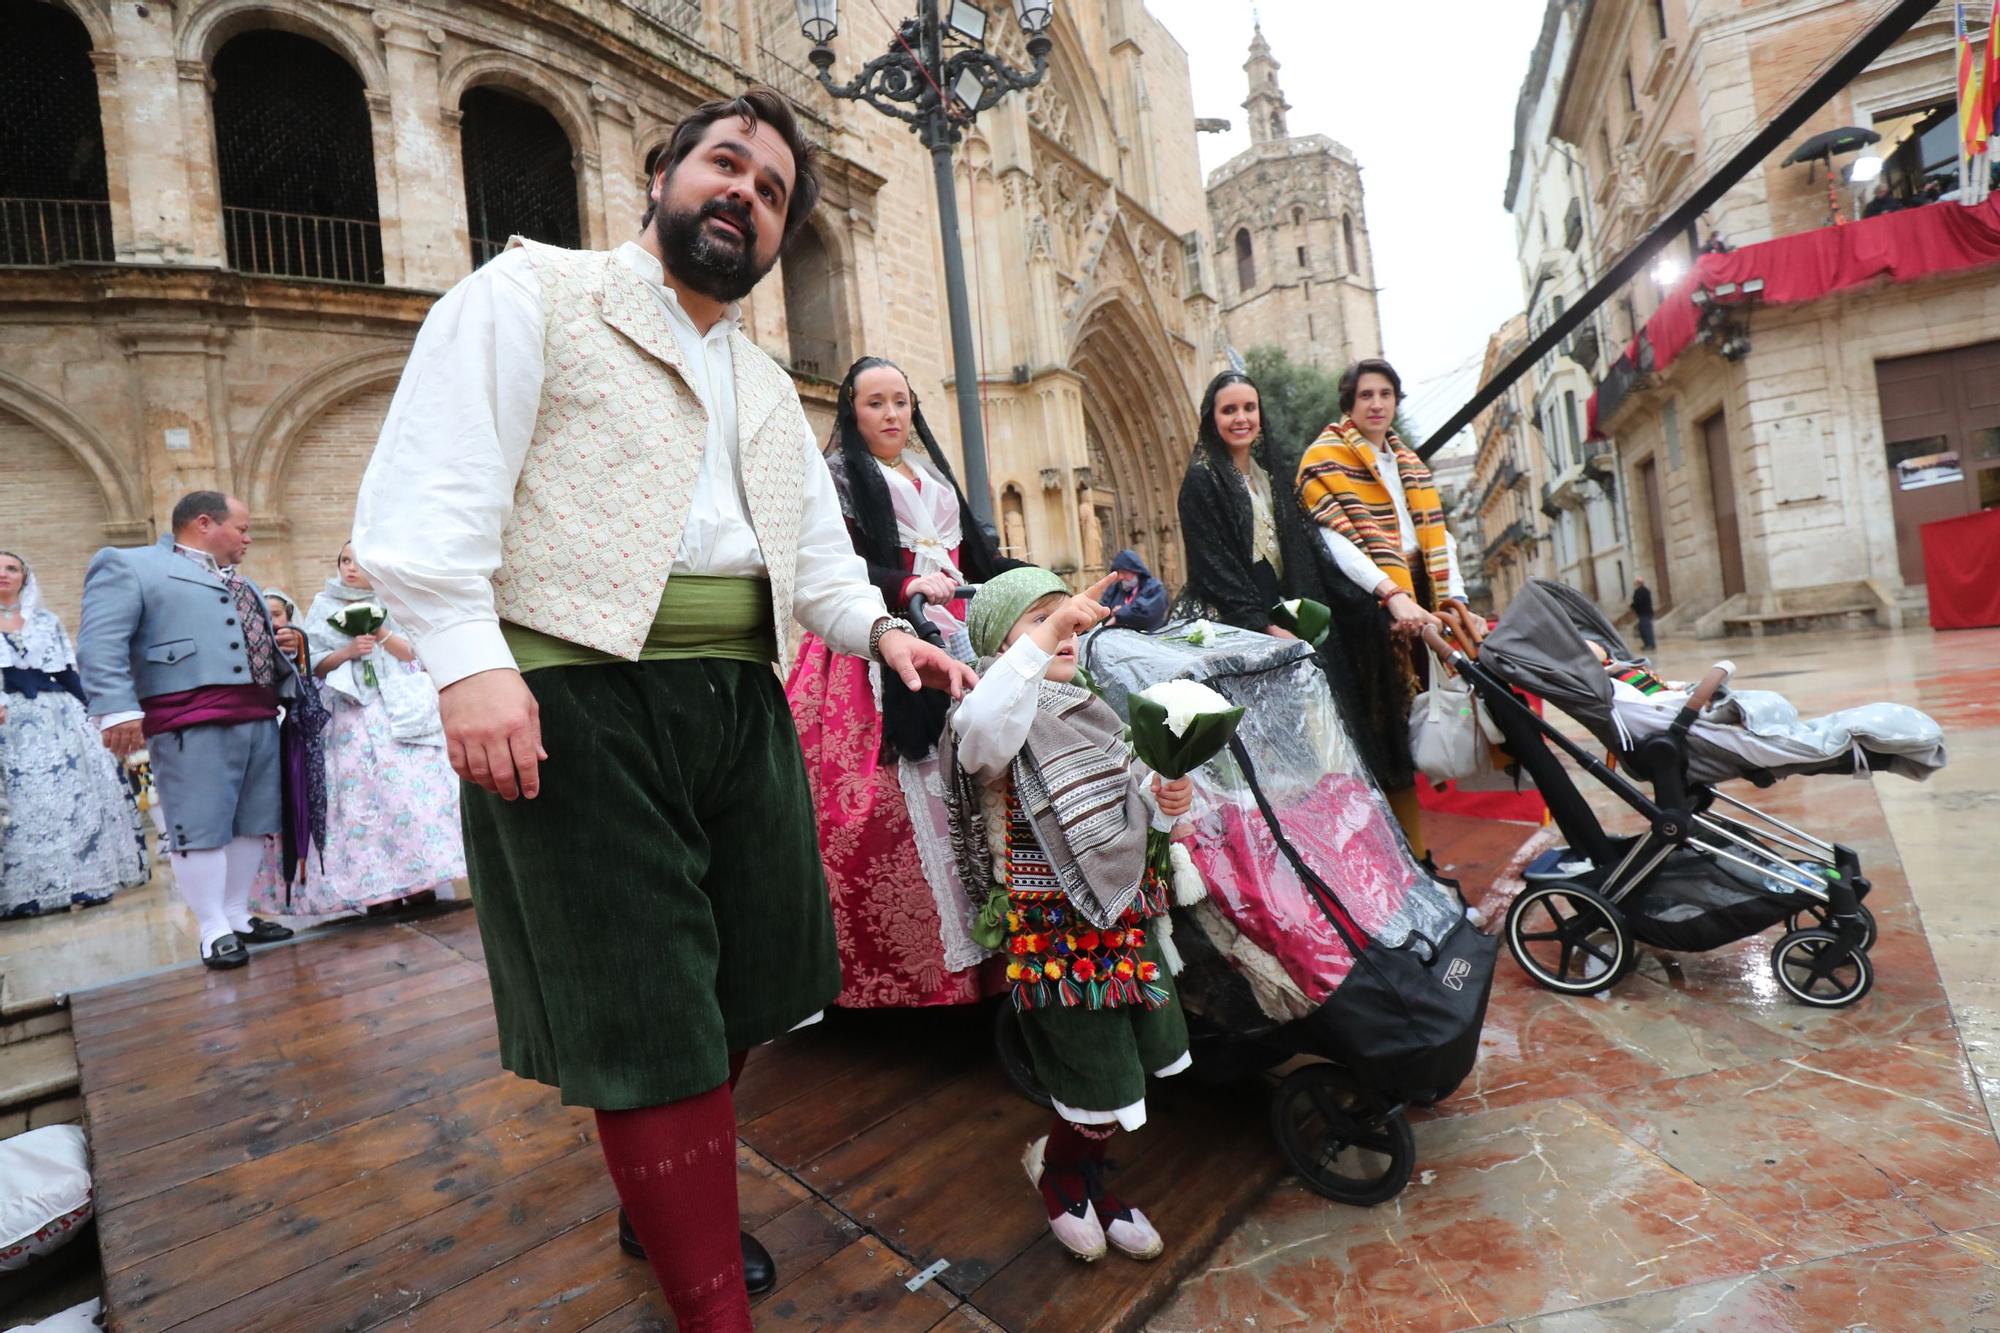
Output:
(172, 848), (235, 956)
(221, 836), (266, 933)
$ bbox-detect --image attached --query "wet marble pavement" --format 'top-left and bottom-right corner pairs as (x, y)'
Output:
(1150, 624), (2000, 1332)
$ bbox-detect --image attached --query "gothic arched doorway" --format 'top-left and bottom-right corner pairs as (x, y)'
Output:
(1070, 296), (1188, 589)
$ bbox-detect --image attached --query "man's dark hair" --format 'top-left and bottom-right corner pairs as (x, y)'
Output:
(641, 87), (821, 251)
(171, 491), (232, 532)
(1338, 358), (1404, 414)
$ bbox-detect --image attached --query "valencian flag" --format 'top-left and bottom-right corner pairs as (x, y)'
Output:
(1959, 2), (1994, 202)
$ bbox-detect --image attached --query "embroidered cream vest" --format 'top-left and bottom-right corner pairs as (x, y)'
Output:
(491, 237), (807, 665)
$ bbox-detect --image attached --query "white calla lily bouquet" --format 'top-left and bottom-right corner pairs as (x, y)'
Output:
(327, 601), (389, 687)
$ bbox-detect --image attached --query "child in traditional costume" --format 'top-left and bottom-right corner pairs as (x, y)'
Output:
(941, 566), (1194, 1262)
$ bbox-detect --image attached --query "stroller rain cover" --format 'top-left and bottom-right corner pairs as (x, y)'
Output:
(1084, 620), (1495, 1104)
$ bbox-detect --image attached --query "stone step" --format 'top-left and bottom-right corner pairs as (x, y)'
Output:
(1, 994), (70, 1048)
(0, 1028), (81, 1138)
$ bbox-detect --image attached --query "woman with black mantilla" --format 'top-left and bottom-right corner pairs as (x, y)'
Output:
(785, 355), (1025, 1009)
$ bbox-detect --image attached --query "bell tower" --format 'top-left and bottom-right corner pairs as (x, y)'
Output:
(1243, 21), (1289, 145)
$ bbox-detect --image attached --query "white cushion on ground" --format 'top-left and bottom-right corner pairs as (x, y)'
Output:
(0, 1125), (93, 1272)
(8, 1297), (105, 1330)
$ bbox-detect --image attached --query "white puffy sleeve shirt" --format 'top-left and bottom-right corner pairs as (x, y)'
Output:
(352, 244), (886, 686)
(1318, 447), (1467, 603)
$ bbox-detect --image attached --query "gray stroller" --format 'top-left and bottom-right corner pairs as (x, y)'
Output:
(1440, 579), (1946, 1009)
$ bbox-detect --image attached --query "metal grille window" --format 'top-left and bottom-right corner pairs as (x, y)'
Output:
(213, 31), (383, 284)
(0, 0), (112, 265)
(460, 87), (581, 267)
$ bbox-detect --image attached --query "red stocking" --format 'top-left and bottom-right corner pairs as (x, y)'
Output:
(595, 1080), (748, 1333)
(1038, 1116), (1114, 1221)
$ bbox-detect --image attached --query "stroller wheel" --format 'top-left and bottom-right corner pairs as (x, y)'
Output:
(1771, 928), (1874, 1008)
(1786, 902), (1877, 952)
(1504, 882), (1633, 996)
(993, 1002), (1054, 1108)
(1268, 1064), (1416, 1207)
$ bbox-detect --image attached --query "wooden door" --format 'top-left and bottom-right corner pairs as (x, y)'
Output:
(1876, 341), (2000, 585)
(1700, 412), (1747, 599)
(1639, 457), (1672, 611)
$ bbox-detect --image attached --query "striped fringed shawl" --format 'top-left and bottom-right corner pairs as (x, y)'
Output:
(1295, 417), (1451, 596)
(940, 674), (1150, 930)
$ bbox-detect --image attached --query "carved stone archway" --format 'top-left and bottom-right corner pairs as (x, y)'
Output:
(1069, 295), (1189, 588)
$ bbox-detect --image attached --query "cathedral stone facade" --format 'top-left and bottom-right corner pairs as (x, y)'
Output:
(2, 0), (1221, 636)
(1204, 24), (1381, 375)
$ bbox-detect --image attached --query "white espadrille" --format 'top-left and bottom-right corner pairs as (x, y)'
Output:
(1022, 1136), (1107, 1261)
(1103, 1207), (1164, 1261)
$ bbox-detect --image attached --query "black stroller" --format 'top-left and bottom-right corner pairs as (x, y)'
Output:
(1440, 579), (1944, 1009)
(966, 616), (1494, 1207)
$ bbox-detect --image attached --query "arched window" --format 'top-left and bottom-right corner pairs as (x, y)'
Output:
(1234, 228), (1255, 292)
(1291, 205), (1305, 228)
(1343, 214), (1359, 275)
(214, 31), (382, 283)
(460, 87), (580, 267)
(781, 225), (842, 379)
(0, 1), (111, 264)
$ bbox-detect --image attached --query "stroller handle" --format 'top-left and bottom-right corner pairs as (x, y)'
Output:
(904, 585), (979, 649)
(1419, 622), (1469, 670)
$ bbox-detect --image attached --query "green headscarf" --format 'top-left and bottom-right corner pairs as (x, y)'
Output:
(968, 566), (1070, 660)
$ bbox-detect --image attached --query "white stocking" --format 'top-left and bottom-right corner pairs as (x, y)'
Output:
(222, 836), (266, 933)
(172, 848), (235, 956)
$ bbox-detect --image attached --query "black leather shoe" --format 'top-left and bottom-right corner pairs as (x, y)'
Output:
(201, 934), (249, 970)
(616, 1211), (778, 1295)
(740, 1230), (777, 1296)
(237, 917), (295, 945)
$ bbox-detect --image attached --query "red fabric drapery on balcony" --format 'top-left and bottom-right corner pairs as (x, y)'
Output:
(1589, 196), (2000, 436)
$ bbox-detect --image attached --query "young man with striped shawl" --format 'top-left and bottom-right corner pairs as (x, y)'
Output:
(1295, 358), (1472, 863)
(941, 566), (1195, 1265)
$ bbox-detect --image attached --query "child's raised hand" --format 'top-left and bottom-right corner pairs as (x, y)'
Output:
(1153, 774), (1193, 818)
(1028, 574), (1117, 652)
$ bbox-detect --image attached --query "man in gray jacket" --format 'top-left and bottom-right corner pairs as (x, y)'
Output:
(77, 491), (297, 968)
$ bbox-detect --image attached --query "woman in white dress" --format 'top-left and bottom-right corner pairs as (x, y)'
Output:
(0, 551), (148, 917)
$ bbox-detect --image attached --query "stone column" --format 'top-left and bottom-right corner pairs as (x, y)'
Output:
(374, 15), (462, 292)
(116, 323), (233, 528)
(101, 2), (218, 265)
(364, 89), (407, 287)
(592, 85), (643, 249)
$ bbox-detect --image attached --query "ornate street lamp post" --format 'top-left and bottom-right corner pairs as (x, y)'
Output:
(794, 0), (1055, 525)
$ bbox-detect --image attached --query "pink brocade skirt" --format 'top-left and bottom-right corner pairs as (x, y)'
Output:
(785, 632), (1002, 1008)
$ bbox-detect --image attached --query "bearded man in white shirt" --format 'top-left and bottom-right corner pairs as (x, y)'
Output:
(352, 87), (975, 1331)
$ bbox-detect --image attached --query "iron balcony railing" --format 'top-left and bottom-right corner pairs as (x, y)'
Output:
(471, 235), (508, 268)
(0, 197), (114, 266)
(624, 0), (703, 41)
(223, 206), (384, 285)
(759, 42), (834, 117)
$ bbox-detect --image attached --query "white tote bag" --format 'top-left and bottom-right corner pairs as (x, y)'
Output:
(380, 665), (445, 746)
(1408, 670), (1487, 781)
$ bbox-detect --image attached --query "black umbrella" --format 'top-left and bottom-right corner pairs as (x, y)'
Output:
(1783, 126), (1881, 173)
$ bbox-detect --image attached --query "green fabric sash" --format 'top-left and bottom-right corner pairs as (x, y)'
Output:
(503, 575), (776, 673)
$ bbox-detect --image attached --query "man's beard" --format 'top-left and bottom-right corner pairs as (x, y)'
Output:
(656, 198), (774, 303)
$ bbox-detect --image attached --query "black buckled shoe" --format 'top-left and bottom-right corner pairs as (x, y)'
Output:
(200, 934), (249, 970)
(616, 1210), (777, 1295)
(237, 917), (295, 945)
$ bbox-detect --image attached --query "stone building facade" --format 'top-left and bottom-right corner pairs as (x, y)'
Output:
(1531, 0), (2000, 635)
(2, 0), (1220, 638)
(1505, 0), (1626, 611)
(1469, 313), (1553, 613)
(1204, 23), (1380, 375)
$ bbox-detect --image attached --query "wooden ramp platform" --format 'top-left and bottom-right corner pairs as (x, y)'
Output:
(70, 907), (1282, 1332)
